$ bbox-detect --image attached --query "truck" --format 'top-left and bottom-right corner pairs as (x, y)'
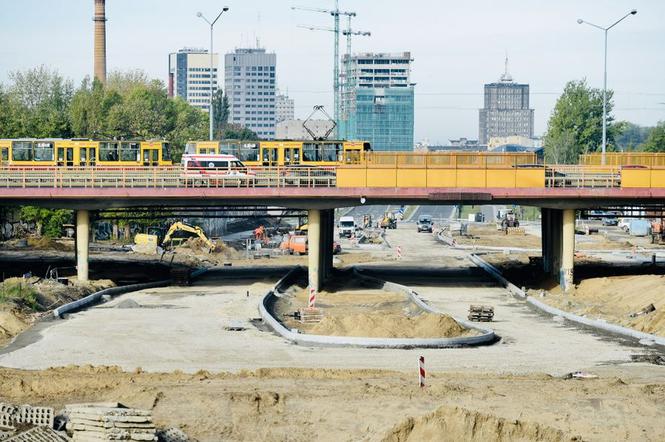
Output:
(380, 212), (397, 229)
(338, 216), (356, 238)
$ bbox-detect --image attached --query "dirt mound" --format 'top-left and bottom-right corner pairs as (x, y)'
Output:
(116, 299), (141, 309)
(180, 237), (241, 260)
(27, 237), (73, 251)
(383, 406), (579, 442)
(309, 312), (469, 338)
(534, 274), (665, 336)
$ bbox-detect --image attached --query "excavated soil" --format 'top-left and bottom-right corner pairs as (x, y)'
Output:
(273, 277), (471, 338)
(531, 274), (665, 336)
(454, 225), (541, 249)
(0, 277), (114, 346)
(383, 405), (577, 442)
(0, 366), (663, 441)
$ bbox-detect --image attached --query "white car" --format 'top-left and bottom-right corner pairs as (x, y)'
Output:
(618, 218), (630, 232)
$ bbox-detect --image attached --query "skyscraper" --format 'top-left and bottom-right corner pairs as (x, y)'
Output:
(339, 52), (414, 151)
(478, 60), (534, 145)
(275, 92), (294, 124)
(168, 48), (219, 112)
(224, 48), (277, 139)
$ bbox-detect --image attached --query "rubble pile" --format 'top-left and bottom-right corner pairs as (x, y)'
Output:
(66, 404), (156, 441)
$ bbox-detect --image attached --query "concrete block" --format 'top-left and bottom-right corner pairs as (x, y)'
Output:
(5, 426), (67, 442)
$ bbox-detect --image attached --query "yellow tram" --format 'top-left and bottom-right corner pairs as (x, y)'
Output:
(185, 140), (371, 166)
(0, 139), (172, 167)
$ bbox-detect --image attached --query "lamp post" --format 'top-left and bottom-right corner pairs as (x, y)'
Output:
(577, 9), (637, 164)
(197, 7), (229, 141)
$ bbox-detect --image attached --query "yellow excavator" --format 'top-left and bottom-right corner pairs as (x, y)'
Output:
(161, 222), (215, 252)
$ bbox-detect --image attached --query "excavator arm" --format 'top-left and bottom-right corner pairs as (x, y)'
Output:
(161, 222), (215, 252)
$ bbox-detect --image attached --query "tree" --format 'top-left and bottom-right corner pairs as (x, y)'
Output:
(221, 123), (258, 140)
(642, 122), (665, 152)
(614, 121), (653, 151)
(0, 66), (74, 138)
(19, 207), (72, 238)
(543, 79), (619, 163)
(212, 89), (230, 139)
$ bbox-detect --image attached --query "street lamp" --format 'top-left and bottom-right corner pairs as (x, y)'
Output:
(577, 9), (637, 164)
(197, 7), (229, 141)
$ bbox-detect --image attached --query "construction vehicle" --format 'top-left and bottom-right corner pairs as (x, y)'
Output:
(380, 212), (397, 230)
(498, 210), (520, 233)
(281, 234), (342, 255)
(161, 222), (215, 252)
(338, 216), (356, 238)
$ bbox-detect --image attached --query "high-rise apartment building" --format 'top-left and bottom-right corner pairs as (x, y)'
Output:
(275, 92), (294, 124)
(168, 48), (219, 112)
(224, 48), (277, 139)
(339, 52), (414, 151)
(478, 61), (534, 145)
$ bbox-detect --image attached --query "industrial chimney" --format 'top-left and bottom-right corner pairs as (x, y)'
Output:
(93, 0), (107, 84)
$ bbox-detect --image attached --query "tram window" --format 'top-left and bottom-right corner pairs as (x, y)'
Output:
(1, 149), (8, 161)
(321, 144), (339, 162)
(185, 142), (197, 154)
(219, 142), (236, 155)
(239, 143), (259, 161)
(100, 142), (119, 161)
(11, 141), (33, 161)
(162, 143), (171, 161)
(120, 142), (140, 161)
(34, 142), (54, 161)
(302, 143), (319, 162)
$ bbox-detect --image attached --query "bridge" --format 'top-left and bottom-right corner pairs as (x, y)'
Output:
(2, 154), (664, 294)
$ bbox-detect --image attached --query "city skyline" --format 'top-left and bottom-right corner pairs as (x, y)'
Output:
(1, 0), (663, 144)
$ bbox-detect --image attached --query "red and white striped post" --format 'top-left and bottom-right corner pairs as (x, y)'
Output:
(308, 287), (316, 308)
(396, 246), (402, 260)
(418, 356), (426, 388)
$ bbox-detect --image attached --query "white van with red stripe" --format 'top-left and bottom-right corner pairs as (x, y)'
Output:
(181, 154), (254, 179)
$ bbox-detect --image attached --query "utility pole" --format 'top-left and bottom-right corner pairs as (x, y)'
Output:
(197, 7), (229, 141)
(577, 9), (637, 165)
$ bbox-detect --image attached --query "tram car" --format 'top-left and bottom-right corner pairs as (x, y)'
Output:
(184, 139), (372, 167)
(0, 139), (172, 167)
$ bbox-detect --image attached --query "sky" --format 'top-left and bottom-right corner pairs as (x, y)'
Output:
(1, 0), (664, 144)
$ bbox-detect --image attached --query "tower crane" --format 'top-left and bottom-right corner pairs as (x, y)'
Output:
(297, 23), (370, 139)
(292, 2), (358, 135)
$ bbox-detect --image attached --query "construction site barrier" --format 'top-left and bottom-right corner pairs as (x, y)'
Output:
(469, 253), (665, 348)
(259, 267), (497, 348)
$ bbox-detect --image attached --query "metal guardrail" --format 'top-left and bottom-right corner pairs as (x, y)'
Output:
(0, 164), (643, 190)
(545, 165), (622, 188)
(0, 166), (337, 189)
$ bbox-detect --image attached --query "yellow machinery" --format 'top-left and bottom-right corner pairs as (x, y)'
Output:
(161, 222), (215, 252)
(0, 139), (172, 167)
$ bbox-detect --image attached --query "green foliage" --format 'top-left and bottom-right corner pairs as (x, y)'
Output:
(0, 66), (74, 138)
(642, 122), (665, 152)
(543, 79), (619, 164)
(0, 280), (39, 310)
(212, 89), (230, 139)
(20, 207), (72, 238)
(614, 121), (653, 151)
(222, 123), (259, 140)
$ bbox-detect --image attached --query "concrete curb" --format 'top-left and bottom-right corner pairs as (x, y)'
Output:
(436, 231), (539, 253)
(469, 253), (665, 347)
(52, 266), (210, 319)
(258, 267), (497, 348)
(53, 280), (171, 318)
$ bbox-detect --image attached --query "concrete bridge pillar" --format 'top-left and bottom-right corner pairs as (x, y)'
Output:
(561, 209), (576, 291)
(76, 209), (90, 282)
(541, 208), (575, 291)
(308, 209), (322, 292)
(307, 209), (335, 292)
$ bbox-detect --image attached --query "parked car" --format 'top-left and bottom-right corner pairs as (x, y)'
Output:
(618, 218), (631, 232)
(417, 215), (433, 233)
(602, 217), (619, 226)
